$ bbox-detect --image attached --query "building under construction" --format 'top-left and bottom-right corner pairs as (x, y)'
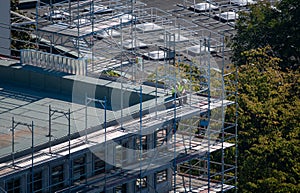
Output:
(0, 0), (238, 192)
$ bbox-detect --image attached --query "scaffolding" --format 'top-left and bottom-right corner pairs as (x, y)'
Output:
(0, 0), (238, 193)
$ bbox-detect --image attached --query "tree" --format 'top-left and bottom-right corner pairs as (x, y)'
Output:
(231, 46), (300, 192)
(230, 1), (300, 190)
(11, 0), (19, 11)
(10, 0), (37, 56)
(232, 0), (300, 70)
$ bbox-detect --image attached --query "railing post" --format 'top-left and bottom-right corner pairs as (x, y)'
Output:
(85, 59), (88, 76)
(20, 50), (23, 64)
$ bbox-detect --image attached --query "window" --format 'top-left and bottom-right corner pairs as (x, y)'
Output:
(29, 170), (43, 193)
(51, 164), (64, 192)
(6, 177), (21, 193)
(136, 135), (148, 160)
(94, 155), (105, 175)
(136, 177), (147, 190)
(73, 156), (86, 183)
(156, 129), (167, 147)
(115, 184), (126, 193)
(156, 170), (167, 183)
(136, 135), (147, 150)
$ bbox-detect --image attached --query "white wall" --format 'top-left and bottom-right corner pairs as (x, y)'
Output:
(0, 0), (11, 56)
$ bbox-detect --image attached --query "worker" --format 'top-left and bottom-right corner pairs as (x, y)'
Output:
(171, 81), (187, 105)
(181, 79), (188, 104)
(171, 83), (177, 98)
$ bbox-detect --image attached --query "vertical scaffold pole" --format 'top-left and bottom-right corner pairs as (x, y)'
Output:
(31, 121), (34, 193)
(48, 106), (72, 191)
(48, 105), (52, 153)
(35, 0), (38, 55)
(68, 108), (71, 193)
(120, 18), (124, 131)
(104, 96), (107, 192)
(11, 117), (15, 166)
(173, 107), (177, 193)
(221, 33), (225, 193)
(235, 59), (239, 193)
(139, 85), (143, 193)
(173, 49), (177, 193)
(10, 118), (35, 190)
(85, 93), (88, 143)
(207, 38), (211, 193)
(85, 95), (107, 191)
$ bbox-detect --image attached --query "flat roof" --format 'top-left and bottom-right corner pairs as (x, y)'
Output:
(0, 83), (107, 158)
(0, 62), (165, 159)
(0, 62), (233, 161)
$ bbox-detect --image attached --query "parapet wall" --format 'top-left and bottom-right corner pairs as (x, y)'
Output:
(0, 61), (155, 109)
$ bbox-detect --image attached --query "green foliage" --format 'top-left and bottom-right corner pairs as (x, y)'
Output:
(11, 0), (19, 11)
(231, 46), (300, 192)
(102, 70), (120, 77)
(11, 0), (36, 56)
(232, 0), (300, 69)
(147, 62), (207, 92)
(11, 25), (37, 56)
(175, 62), (204, 92)
(10, 0), (37, 56)
(230, 0), (300, 189)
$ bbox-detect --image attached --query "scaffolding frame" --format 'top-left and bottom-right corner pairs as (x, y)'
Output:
(1, 1), (238, 193)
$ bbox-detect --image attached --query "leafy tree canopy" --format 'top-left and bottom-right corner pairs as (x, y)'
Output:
(232, 0), (300, 70)
(11, 0), (19, 11)
(235, 46), (300, 192)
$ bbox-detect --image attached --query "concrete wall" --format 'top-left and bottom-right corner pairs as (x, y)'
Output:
(0, 0), (10, 56)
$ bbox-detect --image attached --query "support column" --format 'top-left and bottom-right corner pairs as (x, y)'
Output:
(106, 142), (114, 171)
(146, 133), (156, 159)
(0, 180), (5, 191)
(42, 165), (50, 192)
(127, 181), (136, 193)
(86, 152), (93, 178)
(167, 168), (173, 192)
(64, 160), (70, 186)
(127, 136), (135, 165)
(147, 133), (155, 150)
(21, 174), (27, 193)
(105, 187), (114, 193)
(147, 173), (155, 193)
(166, 124), (173, 150)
